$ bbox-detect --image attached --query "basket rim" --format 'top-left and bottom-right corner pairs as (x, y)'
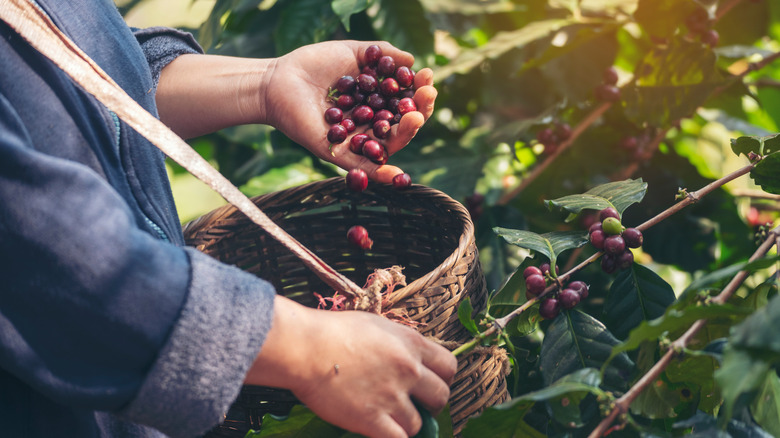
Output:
(182, 177), (476, 305)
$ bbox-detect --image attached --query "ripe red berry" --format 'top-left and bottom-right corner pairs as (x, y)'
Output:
(568, 280), (589, 299)
(536, 127), (556, 146)
(362, 65), (378, 77)
(336, 94), (356, 111)
(386, 97), (400, 113)
(701, 29), (719, 47)
(366, 93), (386, 111)
(595, 84), (621, 102)
(340, 118), (356, 133)
(372, 109), (394, 124)
(377, 55), (396, 77)
(349, 133), (370, 154)
(352, 105), (374, 125)
(397, 97), (417, 115)
(362, 140), (386, 164)
(327, 124), (348, 144)
(555, 123), (572, 142)
(364, 45), (383, 67)
(353, 90), (368, 104)
(539, 298), (561, 319)
(395, 66), (414, 88)
(357, 73), (378, 93)
(347, 225), (373, 249)
(590, 229), (606, 250)
(540, 263), (559, 276)
(599, 207), (620, 221)
(558, 288), (581, 309)
(601, 253), (617, 274)
(602, 66), (619, 85)
(335, 75), (356, 94)
(523, 266), (543, 279)
(617, 250), (634, 270)
(525, 274), (546, 296)
(623, 228), (643, 248)
(346, 168), (368, 192)
(589, 222), (603, 235)
(324, 107), (343, 124)
(373, 119), (391, 139)
(392, 173), (412, 190)
(604, 235), (626, 255)
(380, 77), (400, 96)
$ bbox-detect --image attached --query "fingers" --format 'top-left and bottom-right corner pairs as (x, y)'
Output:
(355, 41), (415, 68)
(420, 337), (458, 386)
(410, 366), (453, 416)
(389, 395), (424, 437)
(385, 111), (424, 155)
(373, 413), (416, 438)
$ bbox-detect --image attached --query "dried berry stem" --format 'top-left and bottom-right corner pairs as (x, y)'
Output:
(497, 102), (612, 206)
(589, 224), (780, 438)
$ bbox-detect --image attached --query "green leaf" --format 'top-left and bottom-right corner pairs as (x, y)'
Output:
(751, 373), (780, 437)
(545, 178), (648, 217)
(751, 152), (780, 194)
(493, 229), (589, 272)
(457, 298), (480, 335)
(603, 264), (677, 340)
(612, 304), (752, 357)
(331, 0), (370, 32)
(412, 405), (439, 438)
(461, 368), (603, 437)
(540, 310), (634, 393)
(432, 19), (576, 82)
(715, 346), (773, 427)
(678, 256), (780, 303)
(730, 133), (780, 158)
(248, 405), (351, 437)
(634, 0), (702, 37)
(673, 411), (775, 437)
(367, 0), (434, 62)
(274, 0), (342, 54)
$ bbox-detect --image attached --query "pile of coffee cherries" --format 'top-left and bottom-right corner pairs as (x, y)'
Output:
(588, 207), (644, 274)
(523, 263), (590, 320)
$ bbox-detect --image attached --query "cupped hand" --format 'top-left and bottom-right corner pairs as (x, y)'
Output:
(260, 41), (436, 184)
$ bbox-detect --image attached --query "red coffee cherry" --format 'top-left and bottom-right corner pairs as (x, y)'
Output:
(558, 288), (581, 309)
(395, 66), (414, 88)
(347, 225), (373, 249)
(397, 97), (417, 115)
(324, 107), (343, 124)
(525, 274), (547, 296)
(349, 133), (370, 154)
(364, 45), (383, 66)
(523, 266), (543, 279)
(392, 173), (412, 190)
(327, 124), (348, 144)
(346, 168), (368, 192)
(539, 298), (561, 319)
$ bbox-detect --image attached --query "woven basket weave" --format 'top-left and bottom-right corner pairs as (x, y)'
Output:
(182, 177), (507, 436)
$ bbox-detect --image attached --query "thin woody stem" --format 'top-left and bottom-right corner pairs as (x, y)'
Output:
(589, 224), (780, 438)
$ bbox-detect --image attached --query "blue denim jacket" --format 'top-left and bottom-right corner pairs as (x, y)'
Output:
(0, 1), (275, 436)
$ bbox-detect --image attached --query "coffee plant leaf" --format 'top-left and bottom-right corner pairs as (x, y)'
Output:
(493, 229), (589, 271)
(750, 151), (780, 194)
(249, 405), (352, 437)
(462, 368), (603, 437)
(331, 0), (370, 32)
(715, 346), (774, 428)
(367, 0), (434, 63)
(634, 0), (702, 38)
(672, 411), (774, 437)
(274, 0), (342, 54)
(602, 263), (677, 340)
(607, 304), (752, 364)
(677, 255), (780, 303)
(750, 373), (780, 437)
(540, 310), (634, 394)
(730, 133), (780, 158)
(432, 19), (575, 82)
(545, 178), (648, 217)
(457, 298), (480, 336)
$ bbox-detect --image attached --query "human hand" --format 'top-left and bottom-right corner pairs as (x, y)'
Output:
(245, 296), (457, 438)
(259, 41), (437, 184)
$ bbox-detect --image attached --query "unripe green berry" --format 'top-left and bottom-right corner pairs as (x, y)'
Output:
(602, 217), (624, 236)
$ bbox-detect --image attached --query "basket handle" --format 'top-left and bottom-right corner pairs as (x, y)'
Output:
(0, 0), (365, 298)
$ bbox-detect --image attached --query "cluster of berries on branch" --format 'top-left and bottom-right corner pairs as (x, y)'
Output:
(535, 121), (572, 155)
(588, 207), (644, 274)
(523, 263), (590, 320)
(594, 66), (621, 103)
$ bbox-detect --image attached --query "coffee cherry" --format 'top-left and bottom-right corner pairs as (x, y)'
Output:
(366, 93), (386, 111)
(536, 128), (556, 146)
(336, 75), (356, 94)
(372, 109), (394, 124)
(525, 274), (546, 296)
(523, 266), (543, 279)
(558, 288), (581, 309)
(346, 168), (368, 192)
(555, 123), (572, 142)
(617, 250), (634, 270)
(377, 56), (396, 77)
(602, 66), (619, 85)
(392, 173), (412, 190)
(380, 77), (400, 96)
(540, 263), (559, 276)
(397, 97), (417, 115)
(604, 235), (626, 255)
(352, 105), (374, 125)
(602, 217), (623, 236)
(347, 225), (373, 249)
(336, 94), (356, 111)
(539, 298), (561, 319)
(568, 280), (589, 299)
(387, 97), (400, 113)
(589, 222), (603, 235)
(353, 90), (368, 104)
(590, 229), (606, 250)
(599, 207), (620, 221)
(324, 107), (343, 124)
(340, 118), (356, 133)
(701, 29), (719, 47)
(349, 133), (370, 154)
(595, 84), (621, 102)
(373, 119), (391, 139)
(364, 45), (383, 66)
(395, 66), (414, 88)
(601, 253), (617, 274)
(357, 73), (378, 93)
(623, 228), (643, 248)
(362, 140), (386, 164)
(327, 124), (348, 144)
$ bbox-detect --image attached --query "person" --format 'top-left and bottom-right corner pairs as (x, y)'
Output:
(0, 1), (456, 437)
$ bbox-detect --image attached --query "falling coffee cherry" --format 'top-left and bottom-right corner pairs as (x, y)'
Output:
(346, 168), (368, 192)
(392, 173), (412, 190)
(347, 225), (373, 250)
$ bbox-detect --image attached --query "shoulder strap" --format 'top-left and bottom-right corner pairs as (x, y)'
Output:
(0, 0), (363, 298)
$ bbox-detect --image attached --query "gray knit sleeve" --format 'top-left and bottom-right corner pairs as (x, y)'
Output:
(132, 27), (204, 90)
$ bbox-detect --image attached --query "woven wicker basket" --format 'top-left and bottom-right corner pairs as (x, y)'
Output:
(182, 177), (506, 437)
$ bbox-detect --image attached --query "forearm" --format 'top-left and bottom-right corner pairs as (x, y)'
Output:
(156, 54), (271, 139)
